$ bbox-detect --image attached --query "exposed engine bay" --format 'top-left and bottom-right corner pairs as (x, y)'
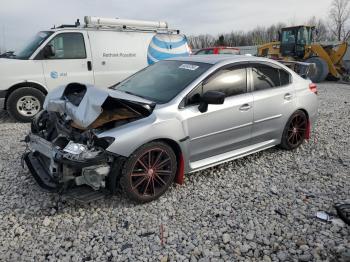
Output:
(23, 83), (155, 193)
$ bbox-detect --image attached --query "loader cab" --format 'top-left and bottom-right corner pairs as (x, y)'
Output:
(280, 26), (314, 58)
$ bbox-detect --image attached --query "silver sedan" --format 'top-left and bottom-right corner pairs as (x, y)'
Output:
(24, 55), (318, 203)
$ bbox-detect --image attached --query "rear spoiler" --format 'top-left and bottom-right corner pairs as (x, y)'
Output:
(277, 60), (316, 79)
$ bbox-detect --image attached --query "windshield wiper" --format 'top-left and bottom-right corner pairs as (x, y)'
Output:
(123, 91), (150, 100)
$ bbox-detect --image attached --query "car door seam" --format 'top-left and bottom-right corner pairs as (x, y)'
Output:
(254, 114), (282, 124)
(190, 122), (253, 141)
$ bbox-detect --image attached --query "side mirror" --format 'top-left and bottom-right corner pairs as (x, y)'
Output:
(43, 44), (55, 58)
(198, 91), (225, 113)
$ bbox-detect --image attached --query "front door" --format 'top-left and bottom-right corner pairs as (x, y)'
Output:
(181, 65), (253, 166)
(41, 32), (94, 90)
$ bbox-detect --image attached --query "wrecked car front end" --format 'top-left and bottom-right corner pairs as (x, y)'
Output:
(23, 83), (155, 194)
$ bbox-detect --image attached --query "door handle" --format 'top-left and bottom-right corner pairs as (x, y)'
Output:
(239, 104), (251, 111)
(284, 93), (292, 101)
(87, 61), (92, 71)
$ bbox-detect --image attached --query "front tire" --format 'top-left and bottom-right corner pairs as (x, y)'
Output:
(280, 110), (307, 150)
(120, 142), (177, 203)
(6, 87), (45, 122)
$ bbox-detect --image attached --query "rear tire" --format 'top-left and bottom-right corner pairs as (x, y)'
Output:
(305, 57), (329, 83)
(6, 87), (45, 122)
(279, 110), (307, 150)
(120, 142), (177, 203)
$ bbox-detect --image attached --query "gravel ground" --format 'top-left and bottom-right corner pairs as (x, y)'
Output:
(0, 83), (349, 262)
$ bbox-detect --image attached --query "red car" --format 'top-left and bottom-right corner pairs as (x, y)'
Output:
(194, 46), (240, 55)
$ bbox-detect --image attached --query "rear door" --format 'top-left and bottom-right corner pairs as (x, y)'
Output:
(41, 31), (94, 90)
(182, 64), (253, 165)
(249, 62), (296, 144)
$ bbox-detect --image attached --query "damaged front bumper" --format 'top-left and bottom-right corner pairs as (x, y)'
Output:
(22, 82), (153, 195)
(23, 134), (112, 192)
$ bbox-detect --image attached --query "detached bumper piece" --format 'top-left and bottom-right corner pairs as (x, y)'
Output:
(24, 152), (59, 192)
(23, 134), (112, 198)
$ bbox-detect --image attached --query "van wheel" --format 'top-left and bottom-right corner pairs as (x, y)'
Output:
(120, 142), (177, 203)
(279, 110), (307, 150)
(7, 87), (45, 122)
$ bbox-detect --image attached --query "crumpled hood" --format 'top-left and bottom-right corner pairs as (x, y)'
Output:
(44, 83), (155, 128)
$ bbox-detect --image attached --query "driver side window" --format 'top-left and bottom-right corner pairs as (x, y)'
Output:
(46, 33), (87, 59)
(185, 66), (247, 106)
(203, 67), (247, 97)
(186, 84), (202, 106)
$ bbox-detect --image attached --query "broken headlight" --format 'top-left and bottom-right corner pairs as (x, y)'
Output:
(62, 141), (105, 162)
(63, 141), (88, 155)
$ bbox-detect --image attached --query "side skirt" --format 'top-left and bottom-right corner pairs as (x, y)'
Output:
(189, 139), (278, 173)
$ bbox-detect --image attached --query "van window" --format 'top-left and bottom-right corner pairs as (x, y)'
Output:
(46, 33), (86, 59)
(15, 31), (53, 59)
(203, 67), (247, 97)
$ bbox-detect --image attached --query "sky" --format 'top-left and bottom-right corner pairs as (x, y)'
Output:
(0, 0), (333, 52)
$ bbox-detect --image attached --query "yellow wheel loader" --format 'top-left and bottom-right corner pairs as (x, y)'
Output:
(258, 25), (349, 83)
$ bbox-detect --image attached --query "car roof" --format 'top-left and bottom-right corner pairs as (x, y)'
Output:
(167, 55), (273, 65)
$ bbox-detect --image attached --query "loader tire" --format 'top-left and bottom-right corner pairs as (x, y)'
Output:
(305, 57), (329, 83)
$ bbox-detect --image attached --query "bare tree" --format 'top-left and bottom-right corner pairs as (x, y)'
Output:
(188, 17), (332, 49)
(306, 16), (330, 42)
(329, 0), (350, 41)
(188, 34), (216, 49)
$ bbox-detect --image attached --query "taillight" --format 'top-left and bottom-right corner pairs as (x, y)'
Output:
(309, 83), (317, 95)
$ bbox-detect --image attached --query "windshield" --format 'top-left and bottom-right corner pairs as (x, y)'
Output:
(281, 27), (312, 46)
(114, 60), (211, 103)
(14, 31), (53, 59)
(282, 29), (296, 44)
(297, 27), (312, 45)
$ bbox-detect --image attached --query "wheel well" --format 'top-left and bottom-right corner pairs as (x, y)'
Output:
(296, 108), (311, 139)
(153, 138), (185, 184)
(297, 108), (309, 120)
(154, 138), (182, 161)
(5, 82), (47, 109)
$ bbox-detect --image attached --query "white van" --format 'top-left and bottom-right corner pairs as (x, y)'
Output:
(0, 16), (191, 121)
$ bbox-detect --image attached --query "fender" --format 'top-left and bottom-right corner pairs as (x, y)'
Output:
(5, 81), (48, 107)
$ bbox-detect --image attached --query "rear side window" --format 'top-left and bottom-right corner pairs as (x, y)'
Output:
(279, 69), (291, 86)
(46, 33), (86, 59)
(203, 67), (247, 97)
(252, 65), (291, 91)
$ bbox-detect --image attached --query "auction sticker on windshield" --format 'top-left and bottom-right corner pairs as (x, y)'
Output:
(179, 64), (199, 70)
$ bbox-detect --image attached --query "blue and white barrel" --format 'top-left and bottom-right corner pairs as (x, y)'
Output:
(147, 34), (190, 65)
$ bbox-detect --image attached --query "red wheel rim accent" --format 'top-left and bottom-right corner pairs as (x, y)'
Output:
(130, 148), (174, 196)
(287, 114), (307, 146)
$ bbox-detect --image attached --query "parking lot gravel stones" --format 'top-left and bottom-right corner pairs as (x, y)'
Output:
(0, 83), (349, 261)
